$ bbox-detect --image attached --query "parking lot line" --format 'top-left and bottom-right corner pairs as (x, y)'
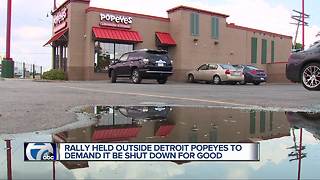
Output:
(59, 85), (247, 107)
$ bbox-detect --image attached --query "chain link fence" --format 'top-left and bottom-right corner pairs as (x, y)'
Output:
(13, 61), (43, 79)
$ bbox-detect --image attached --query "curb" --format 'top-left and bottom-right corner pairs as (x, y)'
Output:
(33, 79), (67, 83)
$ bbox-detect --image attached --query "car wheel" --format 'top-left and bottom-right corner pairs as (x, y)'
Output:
(213, 75), (221, 85)
(131, 69), (142, 84)
(240, 80), (247, 85)
(188, 74), (195, 83)
(253, 82), (261, 85)
(157, 78), (167, 84)
(301, 63), (320, 91)
(110, 70), (117, 83)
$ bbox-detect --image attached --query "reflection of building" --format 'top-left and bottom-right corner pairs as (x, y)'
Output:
(60, 161), (89, 170)
(53, 106), (291, 170)
(54, 106), (290, 143)
(166, 108), (290, 143)
(53, 106), (175, 143)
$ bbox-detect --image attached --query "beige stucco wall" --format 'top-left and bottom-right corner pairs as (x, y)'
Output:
(66, 2), (89, 80)
(58, 1), (292, 82)
(168, 9), (292, 82)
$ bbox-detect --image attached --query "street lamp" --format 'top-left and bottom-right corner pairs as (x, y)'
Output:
(1, 0), (14, 78)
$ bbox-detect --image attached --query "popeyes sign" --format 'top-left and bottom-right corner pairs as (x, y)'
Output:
(100, 13), (133, 29)
(53, 7), (68, 33)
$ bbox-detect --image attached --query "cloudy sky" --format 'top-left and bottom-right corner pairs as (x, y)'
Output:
(0, 0), (319, 70)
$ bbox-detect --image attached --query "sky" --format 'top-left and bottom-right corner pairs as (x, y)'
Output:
(0, 0), (319, 70)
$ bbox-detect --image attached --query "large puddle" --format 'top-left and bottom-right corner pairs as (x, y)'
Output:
(0, 106), (320, 179)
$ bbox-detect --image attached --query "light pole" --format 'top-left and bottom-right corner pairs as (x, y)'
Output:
(298, 3), (305, 180)
(302, 0), (305, 50)
(1, 0), (14, 78)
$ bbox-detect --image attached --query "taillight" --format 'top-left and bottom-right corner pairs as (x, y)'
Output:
(250, 70), (257, 75)
(225, 70), (231, 75)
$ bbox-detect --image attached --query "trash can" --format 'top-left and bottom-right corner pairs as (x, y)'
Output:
(1, 59), (14, 78)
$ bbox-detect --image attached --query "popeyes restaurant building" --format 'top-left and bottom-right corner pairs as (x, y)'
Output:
(45, 0), (292, 82)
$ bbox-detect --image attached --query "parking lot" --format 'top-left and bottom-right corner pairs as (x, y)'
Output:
(0, 79), (320, 134)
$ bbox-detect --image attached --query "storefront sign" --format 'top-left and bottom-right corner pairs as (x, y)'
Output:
(53, 7), (68, 33)
(100, 13), (133, 29)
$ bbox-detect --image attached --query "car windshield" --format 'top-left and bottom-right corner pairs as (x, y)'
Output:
(220, 64), (237, 70)
(232, 65), (243, 70)
(246, 65), (259, 70)
(147, 53), (170, 62)
(306, 42), (320, 51)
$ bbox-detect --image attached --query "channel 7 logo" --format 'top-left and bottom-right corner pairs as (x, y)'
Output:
(24, 143), (58, 161)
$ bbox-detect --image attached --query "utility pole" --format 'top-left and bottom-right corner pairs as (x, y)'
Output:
(290, 10), (309, 50)
(54, 0), (57, 10)
(1, 0), (14, 78)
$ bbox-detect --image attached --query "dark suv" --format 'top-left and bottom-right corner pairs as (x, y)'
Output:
(108, 49), (173, 84)
(286, 41), (320, 91)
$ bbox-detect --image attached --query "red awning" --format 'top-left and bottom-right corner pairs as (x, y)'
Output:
(155, 124), (175, 137)
(93, 27), (143, 43)
(43, 28), (68, 47)
(92, 127), (141, 142)
(156, 32), (176, 46)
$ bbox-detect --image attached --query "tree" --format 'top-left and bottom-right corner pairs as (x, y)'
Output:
(293, 43), (303, 50)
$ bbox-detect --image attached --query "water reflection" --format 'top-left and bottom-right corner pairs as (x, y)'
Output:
(55, 106), (290, 144)
(0, 106), (319, 179)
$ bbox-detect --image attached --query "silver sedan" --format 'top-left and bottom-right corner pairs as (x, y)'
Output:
(187, 64), (244, 85)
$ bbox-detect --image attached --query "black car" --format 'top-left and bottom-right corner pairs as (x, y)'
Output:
(233, 64), (267, 85)
(286, 41), (320, 90)
(108, 49), (173, 84)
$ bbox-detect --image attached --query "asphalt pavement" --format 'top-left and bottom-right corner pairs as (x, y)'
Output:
(0, 79), (319, 134)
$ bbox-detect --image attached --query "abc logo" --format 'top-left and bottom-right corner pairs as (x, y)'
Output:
(25, 143), (56, 161)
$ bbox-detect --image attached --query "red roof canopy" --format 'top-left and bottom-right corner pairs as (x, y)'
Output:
(155, 124), (175, 137)
(156, 32), (176, 46)
(93, 27), (143, 43)
(92, 127), (141, 142)
(43, 28), (68, 47)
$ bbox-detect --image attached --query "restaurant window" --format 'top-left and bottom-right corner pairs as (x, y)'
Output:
(190, 13), (199, 36)
(211, 16), (219, 40)
(260, 111), (266, 133)
(261, 39), (267, 64)
(271, 40), (275, 63)
(251, 37), (258, 64)
(250, 110), (256, 134)
(269, 112), (273, 131)
(94, 42), (133, 73)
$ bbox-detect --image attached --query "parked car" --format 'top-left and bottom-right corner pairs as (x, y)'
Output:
(108, 49), (173, 84)
(118, 106), (172, 121)
(286, 41), (320, 91)
(187, 63), (244, 85)
(233, 64), (267, 85)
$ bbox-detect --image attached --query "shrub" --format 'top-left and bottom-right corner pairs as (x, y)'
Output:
(42, 69), (65, 80)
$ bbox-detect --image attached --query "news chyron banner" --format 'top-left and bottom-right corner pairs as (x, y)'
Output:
(25, 143), (259, 161)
